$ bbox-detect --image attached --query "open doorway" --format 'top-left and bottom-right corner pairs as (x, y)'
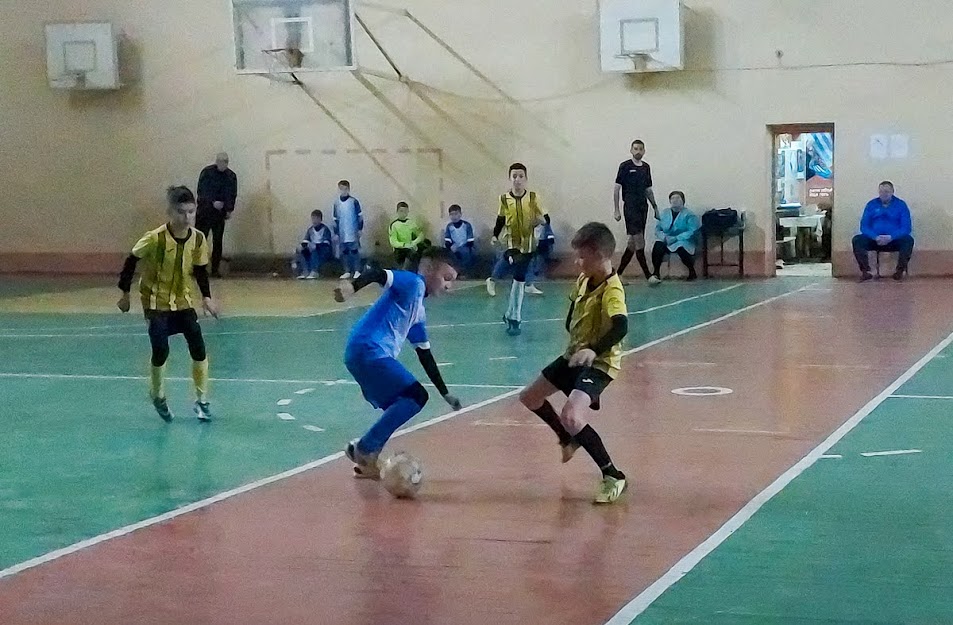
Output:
(770, 124), (834, 277)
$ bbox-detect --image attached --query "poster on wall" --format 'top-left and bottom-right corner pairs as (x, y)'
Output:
(805, 132), (833, 203)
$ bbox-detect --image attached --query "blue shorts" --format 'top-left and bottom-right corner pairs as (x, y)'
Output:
(345, 354), (417, 410)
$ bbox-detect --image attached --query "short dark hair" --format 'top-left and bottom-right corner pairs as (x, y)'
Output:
(571, 222), (616, 257)
(338, 180), (350, 188)
(397, 201), (409, 209)
(419, 245), (457, 269)
(632, 139), (645, 147)
(880, 180), (894, 189)
(166, 185), (195, 205)
(669, 190), (686, 202)
(311, 209), (323, 219)
(448, 204), (462, 213)
(509, 162), (527, 176)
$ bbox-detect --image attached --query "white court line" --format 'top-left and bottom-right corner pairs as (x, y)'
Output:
(302, 425), (325, 433)
(0, 282), (807, 581)
(489, 356), (518, 361)
(0, 328), (340, 339)
(277, 413), (296, 421)
(277, 399), (292, 406)
(0, 372), (520, 391)
(294, 388), (315, 395)
(620, 284), (815, 358)
(890, 394), (953, 400)
(861, 449), (922, 457)
(693, 428), (787, 436)
(820, 454), (842, 459)
(603, 326), (953, 625)
(0, 323), (145, 333)
(427, 284), (743, 330)
(0, 284), (743, 339)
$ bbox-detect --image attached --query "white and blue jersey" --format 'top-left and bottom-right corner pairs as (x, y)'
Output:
(345, 270), (429, 362)
(303, 223), (333, 247)
(444, 220), (475, 249)
(333, 195), (364, 244)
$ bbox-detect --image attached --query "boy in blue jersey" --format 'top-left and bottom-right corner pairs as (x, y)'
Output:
(333, 246), (462, 478)
(294, 210), (333, 279)
(331, 180), (364, 279)
(443, 204), (475, 277)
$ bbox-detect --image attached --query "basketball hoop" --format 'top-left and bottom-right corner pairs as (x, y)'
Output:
(55, 70), (89, 89)
(615, 52), (653, 72)
(262, 47), (305, 70)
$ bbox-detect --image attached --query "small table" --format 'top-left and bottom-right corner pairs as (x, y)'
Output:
(702, 213), (746, 278)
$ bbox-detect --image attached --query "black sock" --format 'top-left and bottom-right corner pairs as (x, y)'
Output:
(635, 249), (651, 279)
(532, 401), (573, 446)
(575, 425), (625, 479)
(618, 248), (635, 276)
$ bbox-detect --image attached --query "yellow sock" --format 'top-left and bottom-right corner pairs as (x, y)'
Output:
(192, 358), (209, 402)
(150, 363), (166, 400)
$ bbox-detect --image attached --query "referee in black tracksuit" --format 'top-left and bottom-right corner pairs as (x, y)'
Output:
(613, 139), (659, 280)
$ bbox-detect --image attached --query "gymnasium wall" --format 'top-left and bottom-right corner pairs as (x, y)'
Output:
(2, 0), (952, 277)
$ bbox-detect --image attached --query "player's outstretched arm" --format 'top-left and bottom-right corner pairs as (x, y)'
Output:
(193, 265), (219, 318)
(333, 265), (387, 302)
(415, 346), (462, 410)
(116, 255), (139, 313)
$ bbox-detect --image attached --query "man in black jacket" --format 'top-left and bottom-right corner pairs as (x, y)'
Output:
(196, 152), (238, 278)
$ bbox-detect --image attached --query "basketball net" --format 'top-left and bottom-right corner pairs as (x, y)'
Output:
(617, 52), (652, 72)
(261, 47), (305, 82)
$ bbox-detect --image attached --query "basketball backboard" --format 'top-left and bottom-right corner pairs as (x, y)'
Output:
(231, 0), (356, 74)
(45, 22), (121, 89)
(599, 0), (684, 73)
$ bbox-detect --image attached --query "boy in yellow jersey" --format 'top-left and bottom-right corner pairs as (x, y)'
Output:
(117, 186), (219, 422)
(519, 222), (629, 504)
(492, 162), (549, 336)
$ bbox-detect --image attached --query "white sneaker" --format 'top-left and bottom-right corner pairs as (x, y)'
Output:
(296, 274), (307, 280)
(339, 272), (352, 280)
(305, 271), (317, 280)
(648, 275), (661, 286)
(486, 278), (496, 297)
(353, 271), (361, 280)
(525, 285), (544, 295)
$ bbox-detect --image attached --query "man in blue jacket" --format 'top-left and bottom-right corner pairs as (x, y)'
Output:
(852, 181), (914, 281)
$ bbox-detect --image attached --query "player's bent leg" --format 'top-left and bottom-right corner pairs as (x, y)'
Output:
(520, 370), (579, 462)
(518, 375), (558, 411)
(561, 390), (627, 503)
(350, 381), (428, 479)
(182, 312), (213, 421)
(147, 314), (173, 422)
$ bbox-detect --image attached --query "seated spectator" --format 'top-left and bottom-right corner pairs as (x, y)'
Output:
(649, 191), (699, 284)
(525, 221), (555, 295)
(853, 181), (914, 281)
(389, 201), (427, 270)
(444, 204), (475, 277)
(294, 210), (333, 279)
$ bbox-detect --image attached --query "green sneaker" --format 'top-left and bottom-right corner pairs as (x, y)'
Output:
(152, 397), (174, 423)
(594, 475), (627, 504)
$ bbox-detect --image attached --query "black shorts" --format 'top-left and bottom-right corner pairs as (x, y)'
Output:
(623, 203), (649, 236)
(504, 250), (533, 282)
(145, 309), (206, 360)
(541, 356), (613, 410)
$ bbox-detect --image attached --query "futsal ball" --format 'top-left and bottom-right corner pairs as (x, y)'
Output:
(379, 452), (423, 499)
